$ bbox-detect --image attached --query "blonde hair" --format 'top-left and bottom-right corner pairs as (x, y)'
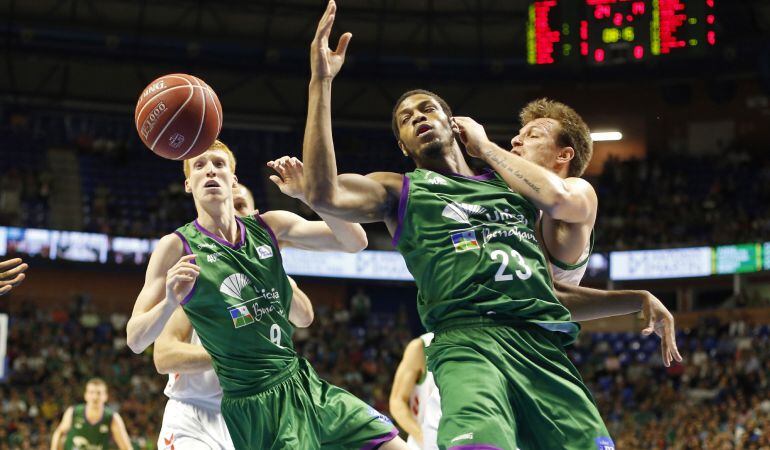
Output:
(85, 378), (107, 389)
(183, 140), (237, 178)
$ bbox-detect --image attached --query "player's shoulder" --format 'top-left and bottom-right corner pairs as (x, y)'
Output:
(565, 176), (597, 197)
(157, 233), (186, 253)
(366, 171), (405, 192)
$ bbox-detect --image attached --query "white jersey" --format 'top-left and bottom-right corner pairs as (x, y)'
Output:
(407, 333), (438, 450)
(550, 237), (591, 286)
(163, 330), (223, 411)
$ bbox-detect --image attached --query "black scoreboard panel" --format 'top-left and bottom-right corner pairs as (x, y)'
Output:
(527, 0), (717, 65)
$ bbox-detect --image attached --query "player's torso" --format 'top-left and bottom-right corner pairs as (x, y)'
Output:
(64, 405), (112, 450)
(176, 215), (296, 396)
(395, 169), (574, 337)
(164, 330), (223, 410)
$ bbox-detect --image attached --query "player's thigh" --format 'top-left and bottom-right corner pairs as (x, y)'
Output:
(194, 405), (235, 450)
(421, 390), (441, 450)
(428, 335), (517, 450)
(299, 361), (397, 449)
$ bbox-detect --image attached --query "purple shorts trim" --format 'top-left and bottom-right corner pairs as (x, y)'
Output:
(448, 445), (504, 450)
(360, 427), (399, 450)
(391, 175), (410, 247)
(173, 231), (197, 305)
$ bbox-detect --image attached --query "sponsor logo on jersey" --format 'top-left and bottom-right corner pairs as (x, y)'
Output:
(162, 433), (176, 450)
(197, 242), (217, 250)
(256, 245), (273, 259)
(220, 273), (283, 328)
(595, 437), (615, 450)
(450, 230), (480, 253)
(207, 252), (223, 263)
(441, 202), (487, 224)
(450, 432), (474, 443)
(229, 305), (255, 328)
(72, 436), (102, 450)
(424, 171), (447, 185)
(481, 226), (537, 244)
(99, 424), (108, 433)
(367, 406), (392, 424)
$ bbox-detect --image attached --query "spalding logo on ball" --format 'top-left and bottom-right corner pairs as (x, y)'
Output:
(134, 73), (223, 160)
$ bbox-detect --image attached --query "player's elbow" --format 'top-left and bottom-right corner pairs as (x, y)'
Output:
(293, 309), (315, 328)
(125, 323), (148, 354)
(340, 228), (368, 253)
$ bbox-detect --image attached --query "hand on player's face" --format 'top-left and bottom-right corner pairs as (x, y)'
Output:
(311, 0), (352, 80)
(0, 258), (27, 296)
(453, 116), (491, 158)
(166, 254), (199, 306)
(641, 292), (683, 367)
(267, 157), (306, 201)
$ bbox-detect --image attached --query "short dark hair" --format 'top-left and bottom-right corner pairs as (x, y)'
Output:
(520, 98), (593, 177)
(391, 89), (453, 140)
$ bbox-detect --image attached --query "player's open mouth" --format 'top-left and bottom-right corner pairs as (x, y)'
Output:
(204, 180), (221, 188)
(416, 124), (433, 137)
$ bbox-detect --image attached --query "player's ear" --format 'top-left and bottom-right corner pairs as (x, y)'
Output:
(450, 117), (460, 135)
(184, 178), (192, 194)
(397, 140), (408, 157)
(232, 174), (239, 187)
(557, 146), (575, 164)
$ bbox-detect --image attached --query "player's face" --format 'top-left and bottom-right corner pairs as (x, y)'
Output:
(233, 184), (255, 217)
(510, 118), (563, 169)
(395, 94), (455, 159)
(185, 149), (237, 202)
(83, 384), (108, 407)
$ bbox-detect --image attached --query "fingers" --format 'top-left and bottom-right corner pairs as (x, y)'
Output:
(314, 0), (337, 43)
(178, 254), (197, 263)
(0, 262), (28, 280)
(268, 175), (284, 187)
(334, 32), (352, 59)
(0, 258), (24, 270)
(0, 273), (25, 296)
(0, 285), (10, 296)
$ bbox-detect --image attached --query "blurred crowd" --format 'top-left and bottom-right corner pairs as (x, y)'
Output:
(2, 296), (770, 449)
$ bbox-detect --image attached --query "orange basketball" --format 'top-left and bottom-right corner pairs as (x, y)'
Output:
(134, 73), (223, 160)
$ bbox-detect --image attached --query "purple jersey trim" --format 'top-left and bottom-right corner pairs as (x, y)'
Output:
(449, 169), (496, 181)
(254, 214), (281, 250)
(448, 445), (504, 450)
(173, 231), (197, 306)
(360, 428), (399, 450)
(391, 175), (410, 247)
(193, 217), (246, 249)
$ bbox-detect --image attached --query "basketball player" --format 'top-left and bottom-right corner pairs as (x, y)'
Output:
(302, 3), (679, 448)
(50, 378), (132, 450)
(0, 257), (27, 296)
(127, 141), (407, 449)
(153, 182), (313, 450)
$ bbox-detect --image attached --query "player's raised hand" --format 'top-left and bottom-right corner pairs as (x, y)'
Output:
(267, 156), (306, 201)
(640, 292), (683, 367)
(311, 0), (352, 80)
(165, 254), (199, 305)
(453, 116), (491, 158)
(0, 258), (28, 296)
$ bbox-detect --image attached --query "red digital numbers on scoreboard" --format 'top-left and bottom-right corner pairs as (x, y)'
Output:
(527, 0), (717, 65)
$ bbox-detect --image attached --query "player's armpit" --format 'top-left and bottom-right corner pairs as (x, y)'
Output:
(305, 172), (403, 224)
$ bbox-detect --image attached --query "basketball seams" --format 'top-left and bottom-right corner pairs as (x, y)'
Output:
(150, 77), (195, 152)
(204, 83), (222, 134)
(175, 77), (207, 160)
(135, 75), (196, 128)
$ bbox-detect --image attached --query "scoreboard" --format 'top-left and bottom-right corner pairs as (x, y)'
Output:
(527, 0), (717, 65)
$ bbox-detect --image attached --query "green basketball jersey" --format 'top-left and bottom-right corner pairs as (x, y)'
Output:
(175, 215), (296, 397)
(64, 404), (113, 450)
(393, 169), (578, 342)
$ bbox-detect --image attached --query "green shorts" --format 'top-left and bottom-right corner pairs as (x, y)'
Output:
(426, 324), (614, 450)
(220, 358), (398, 449)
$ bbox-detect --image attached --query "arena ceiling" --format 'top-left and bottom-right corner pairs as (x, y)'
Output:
(2, 0), (769, 127)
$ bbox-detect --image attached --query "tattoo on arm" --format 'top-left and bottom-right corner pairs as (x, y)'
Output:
(483, 149), (541, 193)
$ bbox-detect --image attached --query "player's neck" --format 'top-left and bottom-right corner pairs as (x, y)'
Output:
(84, 404), (104, 418)
(416, 144), (475, 177)
(196, 204), (240, 245)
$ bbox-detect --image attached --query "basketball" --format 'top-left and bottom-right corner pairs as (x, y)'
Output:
(134, 73), (223, 160)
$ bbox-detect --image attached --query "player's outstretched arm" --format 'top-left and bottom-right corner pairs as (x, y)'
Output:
(389, 338), (426, 446)
(554, 281), (682, 367)
(0, 257), (28, 296)
(303, 1), (401, 224)
(266, 156), (367, 252)
(110, 413), (132, 450)
(454, 116), (597, 224)
(288, 276), (314, 328)
(50, 406), (73, 450)
(154, 307), (212, 374)
(126, 234), (198, 354)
